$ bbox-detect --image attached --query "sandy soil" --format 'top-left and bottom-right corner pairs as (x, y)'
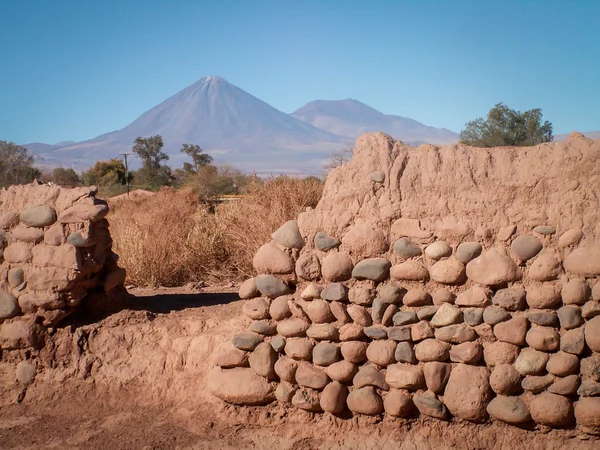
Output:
(0, 287), (596, 450)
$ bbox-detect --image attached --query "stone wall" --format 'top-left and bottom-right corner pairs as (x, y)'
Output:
(0, 182), (126, 352)
(210, 132), (600, 433)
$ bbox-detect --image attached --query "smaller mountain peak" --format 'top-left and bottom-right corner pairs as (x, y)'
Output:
(566, 131), (594, 143)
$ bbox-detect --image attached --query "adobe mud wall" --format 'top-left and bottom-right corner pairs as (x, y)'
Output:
(210, 132), (600, 434)
(0, 182), (126, 362)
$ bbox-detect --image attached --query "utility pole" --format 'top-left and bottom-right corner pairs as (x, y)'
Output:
(119, 152), (133, 196)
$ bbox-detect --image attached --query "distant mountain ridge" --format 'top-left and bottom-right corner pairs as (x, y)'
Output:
(23, 76), (463, 174)
(555, 131), (600, 141)
(292, 99), (458, 145)
(28, 76), (353, 174)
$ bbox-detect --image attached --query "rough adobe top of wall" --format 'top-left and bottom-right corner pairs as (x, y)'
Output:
(0, 182), (126, 350)
(0, 183), (101, 215)
(298, 132), (600, 247)
(211, 132), (600, 434)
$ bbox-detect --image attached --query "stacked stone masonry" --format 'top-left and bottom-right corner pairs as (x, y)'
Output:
(0, 183), (126, 351)
(210, 132), (600, 433)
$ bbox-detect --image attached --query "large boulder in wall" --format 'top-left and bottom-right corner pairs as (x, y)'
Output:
(208, 367), (275, 405)
(443, 364), (492, 421)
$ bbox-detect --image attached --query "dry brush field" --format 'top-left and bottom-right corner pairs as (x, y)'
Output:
(107, 177), (324, 287)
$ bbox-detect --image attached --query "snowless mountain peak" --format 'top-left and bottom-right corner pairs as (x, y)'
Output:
(25, 75), (350, 174)
(191, 75), (228, 90)
(22, 76), (467, 174)
(292, 99), (458, 144)
(192, 75), (224, 84)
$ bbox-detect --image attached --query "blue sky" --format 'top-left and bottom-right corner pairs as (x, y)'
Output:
(1, 0), (598, 144)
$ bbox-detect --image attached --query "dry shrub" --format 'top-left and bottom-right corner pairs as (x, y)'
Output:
(108, 188), (220, 286)
(216, 177), (324, 277)
(108, 177), (323, 286)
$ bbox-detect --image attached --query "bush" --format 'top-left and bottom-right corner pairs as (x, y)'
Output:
(460, 103), (553, 147)
(0, 141), (40, 187)
(82, 158), (130, 187)
(40, 167), (81, 187)
(108, 176), (323, 286)
(216, 176), (324, 277)
(176, 164), (260, 199)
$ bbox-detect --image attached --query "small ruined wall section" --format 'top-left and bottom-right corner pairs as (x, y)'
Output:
(0, 183), (126, 351)
(210, 132), (600, 433)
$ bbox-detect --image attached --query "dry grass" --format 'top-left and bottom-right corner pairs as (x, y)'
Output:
(108, 177), (323, 286)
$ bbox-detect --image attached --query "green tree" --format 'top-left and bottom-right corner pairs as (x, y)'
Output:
(303, 176), (324, 184)
(460, 103), (553, 147)
(189, 164), (256, 199)
(41, 167), (81, 186)
(131, 135), (172, 188)
(82, 158), (130, 186)
(0, 141), (41, 187)
(181, 143), (213, 173)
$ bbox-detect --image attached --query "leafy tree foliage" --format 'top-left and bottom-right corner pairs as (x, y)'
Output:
(303, 176), (324, 184)
(460, 103), (553, 147)
(41, 167), (81, 186)
(131, 135), (172, 188)
(181, 143), (213, 173)
(197, 164), (252, 198)
(82, 158), (130, 186)
(174, 164), (259, 199)
(0, 141), (40, 187)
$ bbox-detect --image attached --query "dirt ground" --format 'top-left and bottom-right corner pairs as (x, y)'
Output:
(0, 287), (597, 450)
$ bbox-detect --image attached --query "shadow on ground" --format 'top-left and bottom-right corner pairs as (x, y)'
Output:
(59, 290), (240, 329)
(125, 292), (239, 313)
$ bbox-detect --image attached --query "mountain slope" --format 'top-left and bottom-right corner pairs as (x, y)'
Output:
(555, 131), (600, 141)
(292, 99), (458, 145)
(33, 77), (351, 174)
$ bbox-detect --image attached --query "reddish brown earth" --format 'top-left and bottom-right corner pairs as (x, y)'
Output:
(0, 287), (596, 449)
